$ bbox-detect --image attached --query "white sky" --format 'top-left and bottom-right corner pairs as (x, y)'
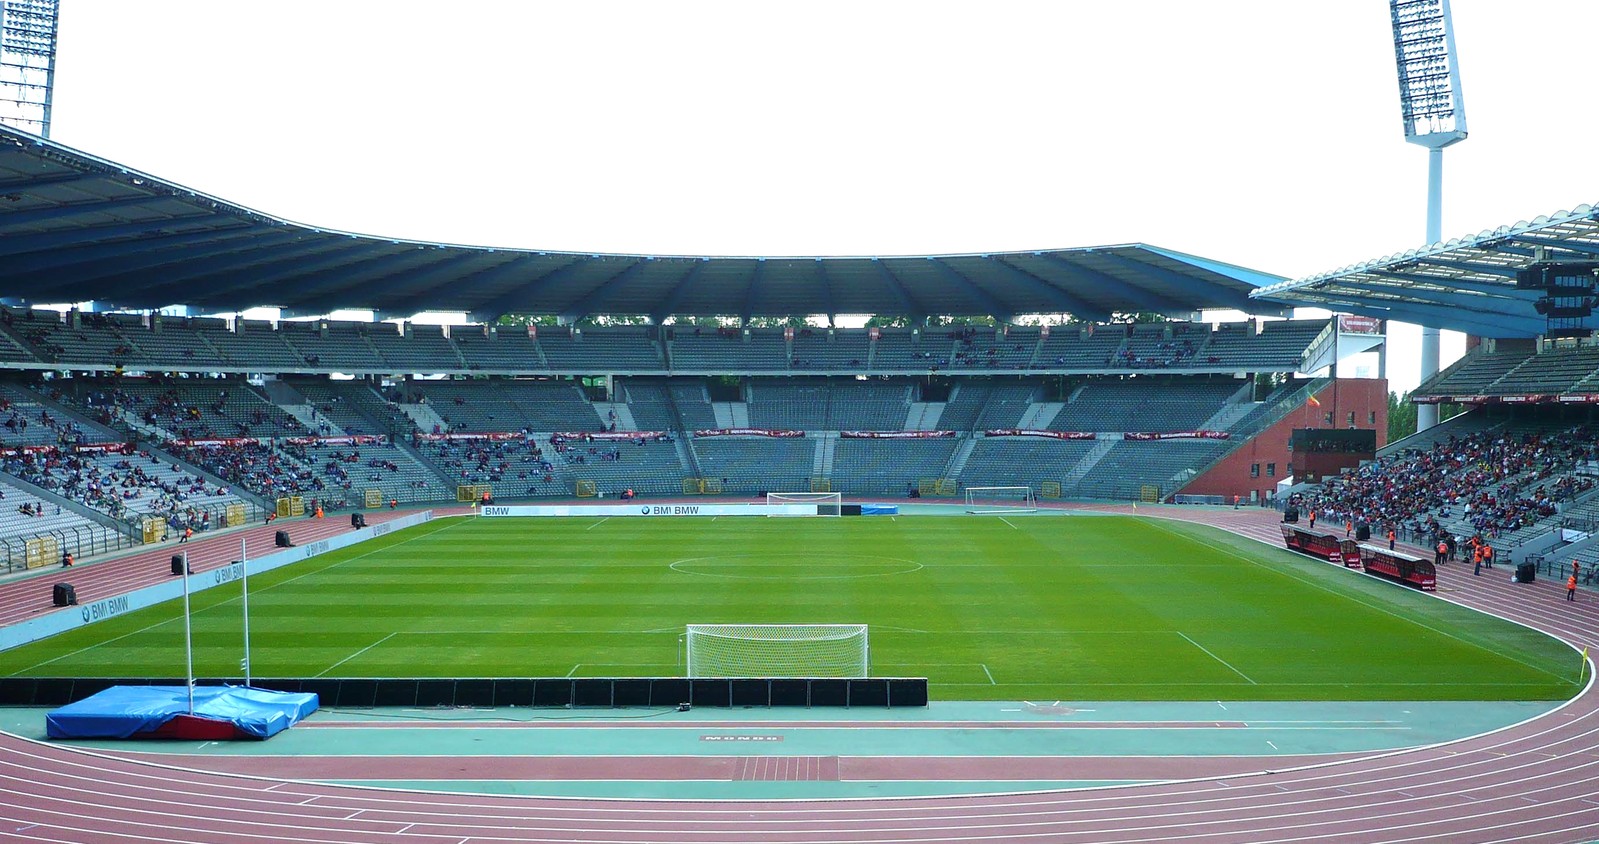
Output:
(39, 1), (1599, 392)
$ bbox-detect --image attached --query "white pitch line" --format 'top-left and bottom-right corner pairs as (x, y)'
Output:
(316, 632), (397, 678)
(1178, 631), (1258, 684)
(998, 516), (1019, 530)
(586, 517), (610, 530)
(981, 663), (997, 685)
(565, 664), (581, 678)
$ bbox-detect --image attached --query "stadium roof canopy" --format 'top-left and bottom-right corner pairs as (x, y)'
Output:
(0, 125), (1287, 323)
(1252, 204), (1599, 339)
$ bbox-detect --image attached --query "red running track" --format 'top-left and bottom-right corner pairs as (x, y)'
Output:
(0, 506), (1597, 842)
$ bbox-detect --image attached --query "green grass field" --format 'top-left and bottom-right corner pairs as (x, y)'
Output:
(0, 514), (1581, 701)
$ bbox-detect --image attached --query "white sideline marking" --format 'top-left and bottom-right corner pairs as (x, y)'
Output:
(316, 632), (396, 678)
(586, 518), (610, 530)
(565, 664), (581, 678)
(1145, 519), (1573, 683)
(1178, 631), (1257, 684)
(998, 517), (1019, 530)
(981, 663), (997, 685)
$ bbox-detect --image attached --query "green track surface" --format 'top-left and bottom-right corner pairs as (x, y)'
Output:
(0, 514), (1579, 701)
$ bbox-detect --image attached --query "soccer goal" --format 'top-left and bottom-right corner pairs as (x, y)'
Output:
(766, 491), (843, 516)
(965, 485), (1038, 514)
(684, 624), (868, 678)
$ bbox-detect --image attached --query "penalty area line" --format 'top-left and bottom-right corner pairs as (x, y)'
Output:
(998, 517), (1019, 530)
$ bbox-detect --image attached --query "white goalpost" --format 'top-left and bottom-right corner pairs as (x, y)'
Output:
(964, 485), (1038, 514)
(684, 623), (869, 678)
(765, 491), (843, 516)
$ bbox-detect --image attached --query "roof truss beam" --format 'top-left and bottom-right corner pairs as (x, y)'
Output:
(182, 240), (404, 309)
(386, 254), (531, 319)
(560, 259), (654, 323)
(21, 230), (302, 297)
(1091, 252), (1258, 312)
(740, 260), (766, 324)
(1025, 253), (1172, 316)
(0, 194), (165, 227)
(925, 258), (1013, 322)
(1405, 256), (1521, 278)
(868, 259), (925, 320)
(466, 256), (593, 322)
(647, 260), (708, 324)
(0, 216), (240, 259)
(813, 260), (838, 325)
(1500, 234), (1599, 259)
(980, 256), (1112, 321)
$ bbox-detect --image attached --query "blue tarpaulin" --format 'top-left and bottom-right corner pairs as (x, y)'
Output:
(861, 504), (899, 515)
(46, 686), (318, 740)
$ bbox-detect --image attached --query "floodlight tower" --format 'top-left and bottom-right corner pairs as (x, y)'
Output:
(0, 0), (57, 138)
(1391, 0), (1467, 432)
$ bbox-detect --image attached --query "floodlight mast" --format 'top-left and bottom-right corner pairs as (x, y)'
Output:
(0, 0), (59, 138)
(1391, 0), (1467, 433)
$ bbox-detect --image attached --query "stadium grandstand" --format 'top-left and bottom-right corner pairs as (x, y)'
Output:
(3, 117), (1599, 588)
(0, 121), (1389, 573)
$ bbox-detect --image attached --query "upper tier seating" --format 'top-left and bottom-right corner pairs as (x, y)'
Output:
(539, 327), (663, 371)
(0, 309), (1327, 376)
(413, 380), (601, 433)
(745, 380), (910, 430)
(1051, 379), (1240, 432)
(669, 328), (788, 371)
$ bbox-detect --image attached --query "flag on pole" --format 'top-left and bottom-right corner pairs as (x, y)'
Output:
(1307, 394), (1322, 408)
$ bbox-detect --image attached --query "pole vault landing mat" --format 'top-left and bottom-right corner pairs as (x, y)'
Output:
(46, 686), (318, 741)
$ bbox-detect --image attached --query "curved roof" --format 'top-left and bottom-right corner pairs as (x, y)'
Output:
(1251, 203), (1599, 338)
(0, 125), (1285, 321)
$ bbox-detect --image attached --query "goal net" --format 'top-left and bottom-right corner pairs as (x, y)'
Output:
(685, 624), (869, 678)
(965, 485), (1038, 514)
(766, 491), (843, 516)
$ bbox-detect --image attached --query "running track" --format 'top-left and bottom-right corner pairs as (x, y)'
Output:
(0, 507), (1597, 842)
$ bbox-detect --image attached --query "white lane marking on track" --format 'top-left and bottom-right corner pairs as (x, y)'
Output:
(1177, 632), (1257, 684)
(316, 632), (396, 678)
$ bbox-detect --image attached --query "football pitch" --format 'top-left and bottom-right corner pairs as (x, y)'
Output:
(0, 513), (1580, 701)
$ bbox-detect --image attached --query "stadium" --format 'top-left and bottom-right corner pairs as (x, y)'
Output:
(1, 2), (1598, 842)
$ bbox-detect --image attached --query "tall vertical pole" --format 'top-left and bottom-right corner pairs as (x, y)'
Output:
(241, 537), (252, 687)
(1416, 147), (1445, 432)
(181, 550), (194, 714)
